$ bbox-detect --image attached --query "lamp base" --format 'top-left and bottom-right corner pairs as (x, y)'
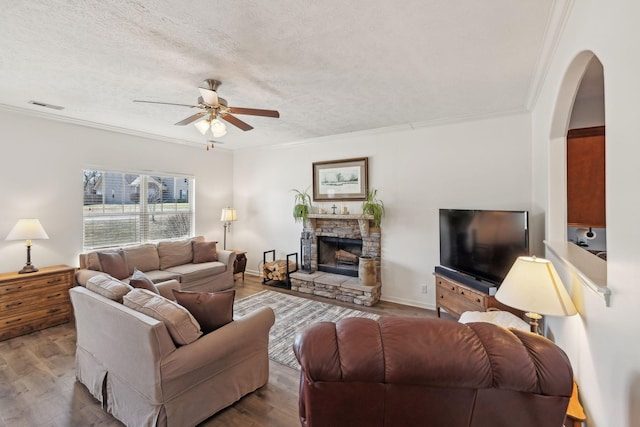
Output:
(19, 264), (39, 274)
(525, 312), (543, 334)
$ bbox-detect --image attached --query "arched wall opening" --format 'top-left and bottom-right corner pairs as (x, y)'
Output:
(547, 50), (609, 302)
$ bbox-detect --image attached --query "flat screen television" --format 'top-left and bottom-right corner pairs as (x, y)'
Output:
(439, 209), (529, 285)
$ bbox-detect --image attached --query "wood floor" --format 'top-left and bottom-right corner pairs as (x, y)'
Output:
(0, 274), (436, 427)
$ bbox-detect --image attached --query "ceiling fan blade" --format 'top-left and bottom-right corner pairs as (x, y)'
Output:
(133, 100), (198, 108)
(221, 114), (254, 131)
(174, 112), (206, 126)
(229, 107), (280, 118)
(198, 88), (219, 106)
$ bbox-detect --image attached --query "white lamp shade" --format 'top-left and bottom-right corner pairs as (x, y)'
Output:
(220, 208), (237, 222)
(496, 256), (577, 317)
(5, 219), (50, 241)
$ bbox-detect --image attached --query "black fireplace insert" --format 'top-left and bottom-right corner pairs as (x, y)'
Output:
(317, 236), (363, 277)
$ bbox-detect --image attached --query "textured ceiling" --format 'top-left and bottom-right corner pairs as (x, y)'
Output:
(0, 0), (563, 150)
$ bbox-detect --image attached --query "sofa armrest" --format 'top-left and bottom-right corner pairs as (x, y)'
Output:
(156, 279), (181, 300)
(216, 250), (236, 270)
(75, 268), (106, 286)
(161, 306), (275, 379)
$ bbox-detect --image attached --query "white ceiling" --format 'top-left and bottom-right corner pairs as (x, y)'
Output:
(0, 0), (566, 150)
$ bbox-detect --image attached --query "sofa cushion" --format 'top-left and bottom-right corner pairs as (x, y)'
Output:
(124, 243), (160, 274)
(172, 289), (235, 333)
(129, 268), (159, 294)
(123, 288), (202, 345)
(157, 239), (194, 270)
(97, 250), (129, 280)
(193, 241), (218, 263)
(86, 274), (133, 303)
(134, 269), (181, 284)
(164, 262), (226, 283)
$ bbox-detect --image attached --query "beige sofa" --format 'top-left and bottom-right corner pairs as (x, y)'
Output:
(75, 236), (236, 292)
(70, 279), (275, 427)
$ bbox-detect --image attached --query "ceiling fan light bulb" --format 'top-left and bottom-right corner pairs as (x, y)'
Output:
(210, 119), (227, 137)
(212, 127), (227, 138)
(194, 119), (210, 135)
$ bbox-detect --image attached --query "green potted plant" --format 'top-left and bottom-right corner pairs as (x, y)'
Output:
(292, 188), (313, 223)
(361, 188), (385, 227)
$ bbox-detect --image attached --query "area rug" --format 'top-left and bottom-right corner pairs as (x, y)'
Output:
(233, 290), (380, 370)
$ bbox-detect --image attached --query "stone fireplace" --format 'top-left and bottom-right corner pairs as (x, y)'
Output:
(290, 214), (381, 306)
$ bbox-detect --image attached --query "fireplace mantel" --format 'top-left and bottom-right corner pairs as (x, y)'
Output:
(308, 214), (374, 220)
(307, 213), (375, 237)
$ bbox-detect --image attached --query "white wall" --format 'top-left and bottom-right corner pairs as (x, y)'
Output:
(569, 95), (605, 128)
(532, 1), (640, 425)
(0, 109), (234, 273)
(232, 114), (532, 309)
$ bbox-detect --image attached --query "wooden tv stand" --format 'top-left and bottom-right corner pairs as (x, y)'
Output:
(435, 272), (522, 320)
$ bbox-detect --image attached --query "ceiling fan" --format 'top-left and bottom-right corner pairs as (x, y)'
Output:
(133, 79), (279, 137)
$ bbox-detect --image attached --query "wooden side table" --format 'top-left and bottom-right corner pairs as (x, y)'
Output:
(230, 250), (247, 280)
(565, 380), (586, 427)
(0, 265), (75, 341)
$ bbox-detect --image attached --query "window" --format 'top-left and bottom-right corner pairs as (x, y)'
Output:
(83, 170), (194, 249)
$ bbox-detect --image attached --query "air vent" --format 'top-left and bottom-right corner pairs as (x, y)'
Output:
(28, 100), (64, 110)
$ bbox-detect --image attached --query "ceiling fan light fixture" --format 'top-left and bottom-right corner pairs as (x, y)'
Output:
(194, 119), (210, 135)
(210, 119), (227, 137)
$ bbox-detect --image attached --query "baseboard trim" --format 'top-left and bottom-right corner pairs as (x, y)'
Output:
(380, 295), (435, 311)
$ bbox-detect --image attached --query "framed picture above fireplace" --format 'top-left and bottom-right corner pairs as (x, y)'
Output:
(312, 157), (368, 201)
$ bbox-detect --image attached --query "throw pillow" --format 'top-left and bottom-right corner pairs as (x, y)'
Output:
(129, 268), (159, 294)
(123, 289), (202, 346)
(192, 241), (218, 263)
(97, 250), (129, 280)
(85, 252), (102, 271)
(86, 274), (133, 303)
(172, 289), (235, 334)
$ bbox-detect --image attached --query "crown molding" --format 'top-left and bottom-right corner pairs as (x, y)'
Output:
(525, 0), (576, 110)
(0, 103), (217, 151)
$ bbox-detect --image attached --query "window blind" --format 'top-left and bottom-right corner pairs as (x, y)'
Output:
(82, 170), (194, 250)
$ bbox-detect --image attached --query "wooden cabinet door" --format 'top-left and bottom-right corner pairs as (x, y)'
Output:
(567, 126), (606, 227)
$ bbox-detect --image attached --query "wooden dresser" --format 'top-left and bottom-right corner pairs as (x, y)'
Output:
(0, 265), (75, 341)
(435, 273), (522, 320)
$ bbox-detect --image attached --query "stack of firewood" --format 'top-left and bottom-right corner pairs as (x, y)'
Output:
(263, 260), (297, 282)
(335, 249), (358, 264)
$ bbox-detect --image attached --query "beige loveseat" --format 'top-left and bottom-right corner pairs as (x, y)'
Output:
(75, 236), (236, 292)
(70, 279), (275, 427)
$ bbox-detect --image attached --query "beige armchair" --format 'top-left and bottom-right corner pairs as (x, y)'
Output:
(70, 280), (275, 427)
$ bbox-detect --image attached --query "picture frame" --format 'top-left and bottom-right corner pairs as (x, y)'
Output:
(312, 157), (368, 201)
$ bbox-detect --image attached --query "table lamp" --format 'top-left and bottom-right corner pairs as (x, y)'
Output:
(495, 256), (577, 334)
(220, 207), (237, 250)
(5, 218), (50, 274)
